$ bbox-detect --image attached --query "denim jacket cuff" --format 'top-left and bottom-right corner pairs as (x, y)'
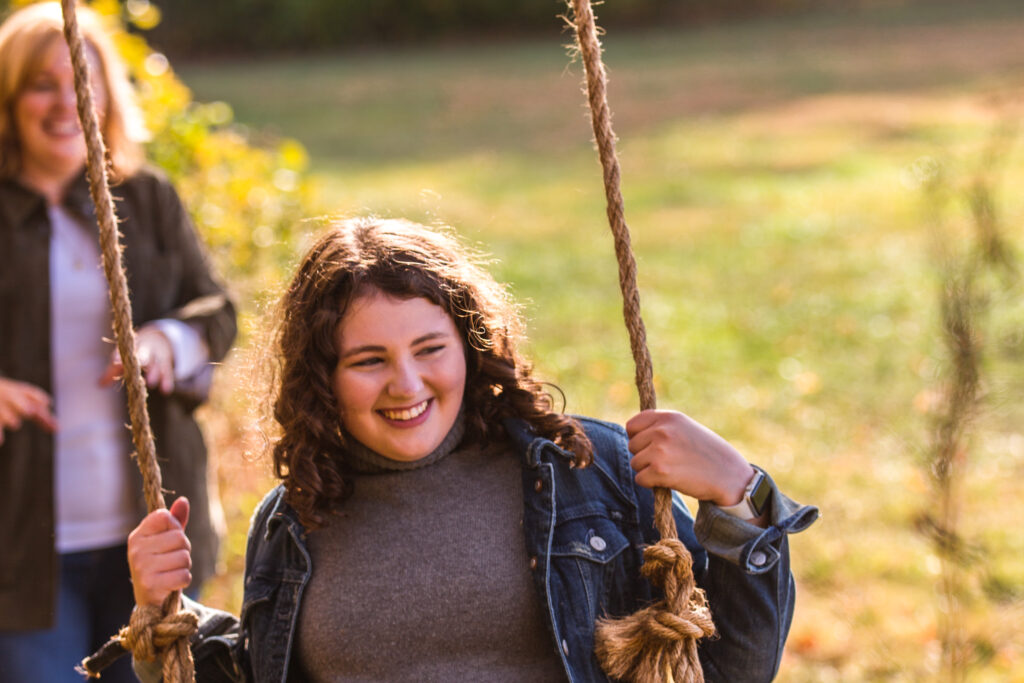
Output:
(132, 657), (161, 683)
(693, 465), (819, 574)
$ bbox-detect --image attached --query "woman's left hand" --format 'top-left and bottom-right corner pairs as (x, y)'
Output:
(128, 497), (193, 608)
(626, 409), (755, 507)
(99, 325), (175, 394)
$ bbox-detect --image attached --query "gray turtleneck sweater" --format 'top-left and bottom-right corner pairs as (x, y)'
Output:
(294, 422), (566, 682)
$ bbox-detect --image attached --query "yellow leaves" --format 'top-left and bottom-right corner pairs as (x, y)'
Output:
(201, 101), (233, 126)
(125, 0), (161, 31)
(142, 52), (169, 77)
(276, 139), (309, 171)
(63, 1), (319, 324)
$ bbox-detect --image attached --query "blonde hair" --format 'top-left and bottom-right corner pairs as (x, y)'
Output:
(0, 1), (148, 180)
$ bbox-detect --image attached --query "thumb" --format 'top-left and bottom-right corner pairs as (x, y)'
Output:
(98, 359), (122, 387)
(168, 496), (190, 530)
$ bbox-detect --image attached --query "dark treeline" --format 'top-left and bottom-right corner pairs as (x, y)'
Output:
(122, 0), (822, 58)
(0, 0), (953, 58)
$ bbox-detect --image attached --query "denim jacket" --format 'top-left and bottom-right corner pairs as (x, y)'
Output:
(150, 416), (817, 683)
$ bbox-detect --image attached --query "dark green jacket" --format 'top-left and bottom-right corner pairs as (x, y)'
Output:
(0, 167), (237, 630)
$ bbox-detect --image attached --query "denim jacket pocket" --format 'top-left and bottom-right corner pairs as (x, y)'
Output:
(549, 511), (631, 629)
(240, 572), (275, 628)
(239, 572), (279, 677)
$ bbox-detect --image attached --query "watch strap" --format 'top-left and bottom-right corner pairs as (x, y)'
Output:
(717, 469), (768, 521)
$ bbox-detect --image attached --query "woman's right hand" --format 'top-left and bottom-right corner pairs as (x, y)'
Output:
(0, 377), (58, 445)
(127, 496), (193, 607)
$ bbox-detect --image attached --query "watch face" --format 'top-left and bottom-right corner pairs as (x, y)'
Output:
(750, 474), (772, 516)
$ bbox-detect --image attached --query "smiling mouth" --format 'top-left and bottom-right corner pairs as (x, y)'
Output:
(45, 120), (82, 137)
(379, 399), (430, 422)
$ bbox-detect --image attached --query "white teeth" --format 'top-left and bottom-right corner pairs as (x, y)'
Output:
(45, 121), (81, 136)
(380, 400), (429, 421)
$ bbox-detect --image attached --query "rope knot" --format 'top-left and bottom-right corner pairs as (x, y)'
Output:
(645, 601), (716, 644)
(115, 594), (198, 683)
(595, 535), (716, 681)
(119, 599), (198, 661)
(640, 538), (692, 584)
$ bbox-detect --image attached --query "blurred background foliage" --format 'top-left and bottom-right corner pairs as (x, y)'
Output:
(99, 0), (823, 56)
(0, 0), (968, 56)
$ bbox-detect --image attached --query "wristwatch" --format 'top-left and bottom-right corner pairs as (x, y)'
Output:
(717, 469), (771, 521)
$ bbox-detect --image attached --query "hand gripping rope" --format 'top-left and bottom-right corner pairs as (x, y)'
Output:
(566, 2), (716, 681)
(59, 2), (198, 681)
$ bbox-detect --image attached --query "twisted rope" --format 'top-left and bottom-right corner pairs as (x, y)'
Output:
(565, 1), (715, 680)
(58, 2), (196, 680)
(120, 596), (199, 682)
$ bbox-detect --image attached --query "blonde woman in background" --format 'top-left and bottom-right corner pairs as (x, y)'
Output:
(0, 4), (236, 681)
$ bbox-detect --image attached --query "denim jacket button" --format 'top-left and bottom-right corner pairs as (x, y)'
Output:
(751, 550), (768, 567)
(561, 639), (569, 656)
(529, 555), (538, 570)
(534, 478), (543, 492)
(589, 535), (607, 552)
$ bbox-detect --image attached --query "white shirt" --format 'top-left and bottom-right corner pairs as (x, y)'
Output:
(48, 204), (207, 552)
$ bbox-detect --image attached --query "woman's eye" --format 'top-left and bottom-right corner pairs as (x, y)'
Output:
(26, 79), (57, 92)
(417, 345), (445, 356)
(350, 357), (383, 368)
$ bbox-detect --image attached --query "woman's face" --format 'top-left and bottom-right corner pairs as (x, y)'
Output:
(14, 38), (107, 192)
(332, 290), (467, 462)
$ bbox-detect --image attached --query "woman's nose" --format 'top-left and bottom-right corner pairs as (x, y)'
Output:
(387, 359), (424, 397)
(58, 83), (78, 109)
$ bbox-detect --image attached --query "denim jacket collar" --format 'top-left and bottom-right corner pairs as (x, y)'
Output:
(262, 486), (302, 540)
(505, 416), (637, 510)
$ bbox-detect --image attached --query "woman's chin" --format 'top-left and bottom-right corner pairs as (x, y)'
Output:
(381, 448), (434, 463)
(379, 435), (447, 463)
(20, 152), (86, 187)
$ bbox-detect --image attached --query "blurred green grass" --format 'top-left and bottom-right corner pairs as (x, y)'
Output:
(182, 2), (1024, 680)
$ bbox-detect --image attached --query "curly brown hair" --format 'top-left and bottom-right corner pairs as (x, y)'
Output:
(269, 217), (592, 528)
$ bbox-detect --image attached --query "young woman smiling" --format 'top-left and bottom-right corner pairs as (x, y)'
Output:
(331, 292), (467, 463)
(125, 217), (817, 682)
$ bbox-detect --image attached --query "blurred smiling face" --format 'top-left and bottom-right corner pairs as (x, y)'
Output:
(15, 37), (107, 189)
(332, 289), (467, 462)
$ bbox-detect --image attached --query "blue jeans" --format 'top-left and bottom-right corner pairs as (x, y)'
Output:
(0, 544), (135, 683)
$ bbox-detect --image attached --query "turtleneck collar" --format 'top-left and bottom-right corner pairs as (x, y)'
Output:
(345, 409), (466, 474)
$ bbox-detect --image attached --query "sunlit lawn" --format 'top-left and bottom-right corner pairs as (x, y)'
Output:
(180, 1), (1024, 679)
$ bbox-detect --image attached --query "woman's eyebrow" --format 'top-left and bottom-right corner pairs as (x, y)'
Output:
(338, 344), (385, 360)
(411, 331), (452, 345)
(339, 331), (452, 359)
